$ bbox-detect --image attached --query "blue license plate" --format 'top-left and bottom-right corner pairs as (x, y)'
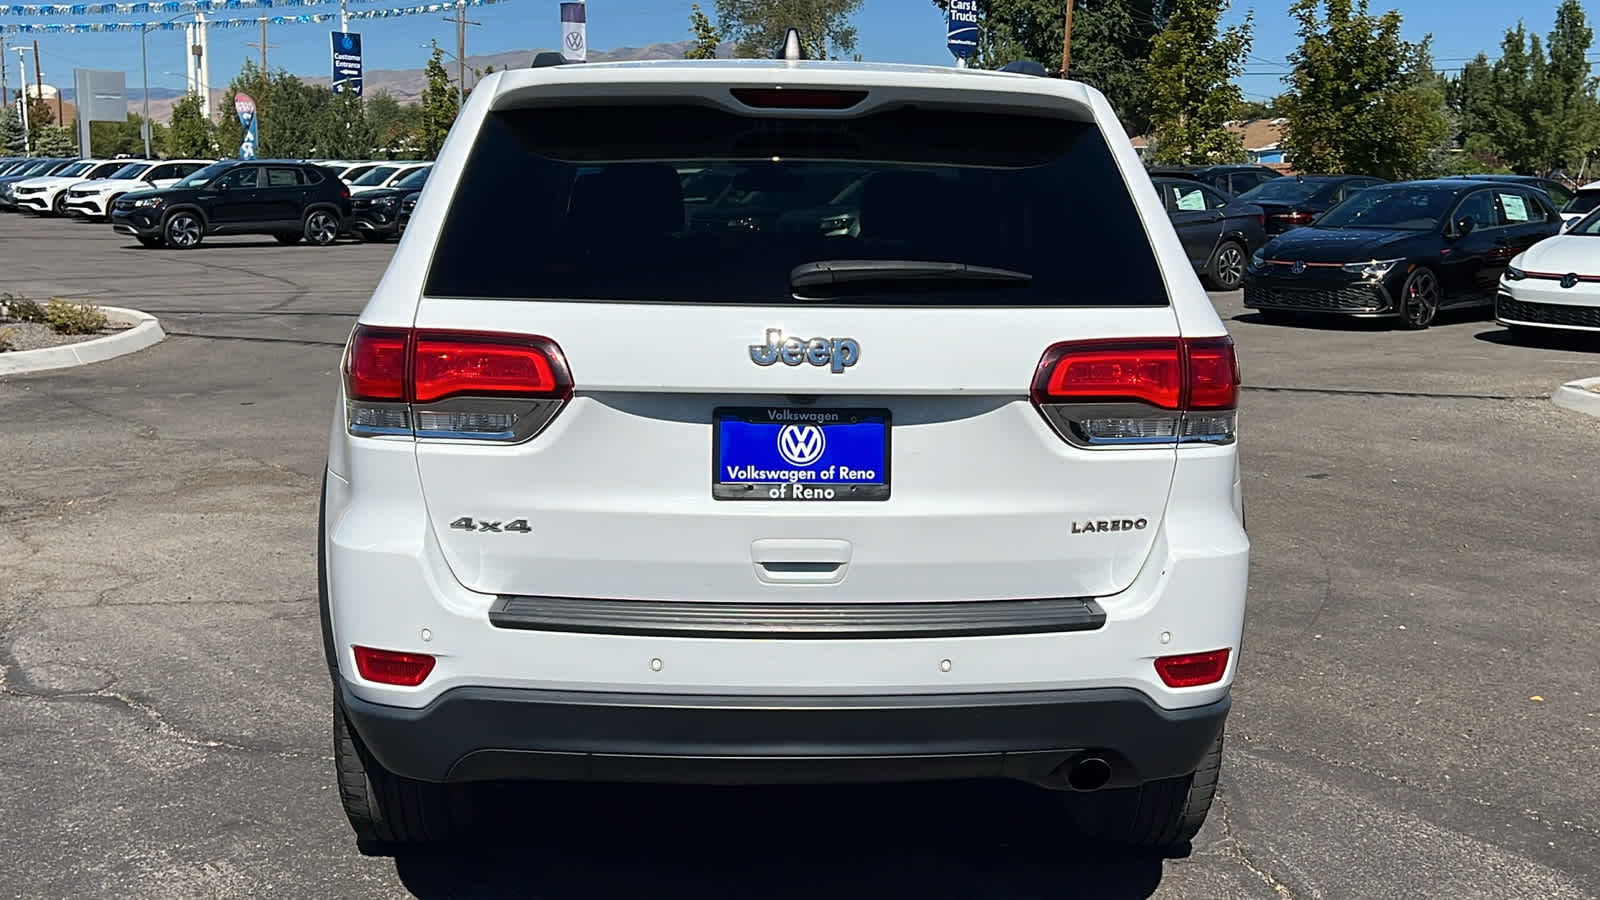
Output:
(713, 408), (890, 501)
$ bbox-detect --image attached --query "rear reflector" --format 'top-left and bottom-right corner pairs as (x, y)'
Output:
(344, 325), (573, 442)
(1031, 337), (1240, 447)
(730, 88), (868, 109)
(1154, 649), (1231, 688)
(352, 645), (436, 686)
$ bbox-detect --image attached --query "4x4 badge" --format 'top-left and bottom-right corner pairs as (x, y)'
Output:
(750, 329), (860, 374)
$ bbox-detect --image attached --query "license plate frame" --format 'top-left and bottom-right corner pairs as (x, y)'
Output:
(712, 407), (891, 502)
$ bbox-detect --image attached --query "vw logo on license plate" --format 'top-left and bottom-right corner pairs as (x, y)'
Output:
(777, 424), (826, 467)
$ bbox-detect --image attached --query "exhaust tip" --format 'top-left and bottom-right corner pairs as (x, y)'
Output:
(1065, 756), (1113, 792)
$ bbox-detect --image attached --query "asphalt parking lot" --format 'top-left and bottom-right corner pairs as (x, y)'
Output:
(2, 216), (1598, 900)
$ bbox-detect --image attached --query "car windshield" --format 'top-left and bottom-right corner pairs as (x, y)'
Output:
(108, 162), (149, 179)
(393, 167), (429, 189)
(352, 166), (399, 186)
(173, 162), (232, 188)
(54, 161), (94, 177)
(1314, 186), (1453, 230)
(1562, 191), (1600, 216)
(19, 160), (58, 175)
(426, 104), (1170, 307)
(1567, 208), (1600, 235)
(1238, 179), (1325, 203)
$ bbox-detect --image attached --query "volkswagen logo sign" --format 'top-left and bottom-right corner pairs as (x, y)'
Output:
(565, 31), (585, 51)
(1291, 260), (1306, 275)
(777, 424), (826, 467)
(1561, 272), (1580, 289)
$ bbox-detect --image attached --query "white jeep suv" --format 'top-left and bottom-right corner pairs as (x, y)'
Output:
(322, 57), (1248, 850)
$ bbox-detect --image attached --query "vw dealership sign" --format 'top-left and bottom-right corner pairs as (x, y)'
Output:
(560, 1), (586, 62)
(947, 0), (979, 59)
(332, 31), (364, 96)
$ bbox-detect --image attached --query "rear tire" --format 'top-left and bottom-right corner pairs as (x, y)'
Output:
(1068, 728), (1223, 851)
(1204, 240), (1247, 291)
(333, 697), (476, 844)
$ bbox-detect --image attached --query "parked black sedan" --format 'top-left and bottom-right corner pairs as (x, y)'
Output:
(348, 166), (429, 242)
(1237, 174), (1387, 235)
(1151, 176), (1268, 290)
(1146, 163), (1283, 196)
(1243, 179), (1564, 328)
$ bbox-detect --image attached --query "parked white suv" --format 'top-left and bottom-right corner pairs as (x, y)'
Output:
(322, 56), (1248, 850)
(61, 158), (212, 219)
(12, 158), (127, 215)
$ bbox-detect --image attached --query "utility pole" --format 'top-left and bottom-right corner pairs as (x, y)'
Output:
(32, 39), (45, 125)
(16, 46), (30, 155)
(443, 1), (480, 107)
(247, 18), (279, 76)
(1, 35), (8, 114)
(340, 0), (349, 32)
(1060, 0), (1074, 78)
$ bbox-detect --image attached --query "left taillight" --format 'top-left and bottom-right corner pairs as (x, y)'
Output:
(1030, 336), (1239, 447)
(343, 325), (572, 443)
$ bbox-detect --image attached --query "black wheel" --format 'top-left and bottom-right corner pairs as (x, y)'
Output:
(1068, 728), (1223, 851)
(163, 211), (204, 249)
(1205, 241), (1247, 291)
(137, 236), (165, 249)
(1399, 267), (1440, 329)
(51, 193), (68, 216)
(275, 233), (303, 245)
(304, 209), (340, 246)
(333, 696), (477, 844)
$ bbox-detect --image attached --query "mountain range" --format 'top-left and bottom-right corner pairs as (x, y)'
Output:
(63, 39), (720, 123)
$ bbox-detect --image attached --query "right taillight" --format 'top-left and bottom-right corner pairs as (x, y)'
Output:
(1031, 336), (1239, 447)
(343, 325), (572, 443)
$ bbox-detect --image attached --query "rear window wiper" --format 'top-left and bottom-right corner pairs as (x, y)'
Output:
(789, 260), (1032, 298)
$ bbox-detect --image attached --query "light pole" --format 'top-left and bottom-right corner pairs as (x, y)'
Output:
(16, 45), (31, 156)
(141, 12), (193, 159)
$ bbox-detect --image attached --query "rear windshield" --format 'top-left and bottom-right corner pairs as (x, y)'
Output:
(425, 104), (1169, 306)
(1239, 179), (1324, 203)
(1563, 191), (1600, 215)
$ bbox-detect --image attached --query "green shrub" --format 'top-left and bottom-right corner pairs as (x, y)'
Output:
(42, 299), (109, 335)
(0, 293), (44, 323)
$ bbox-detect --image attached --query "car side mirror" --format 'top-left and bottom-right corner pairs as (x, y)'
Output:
(1452, 217), (1476, 238)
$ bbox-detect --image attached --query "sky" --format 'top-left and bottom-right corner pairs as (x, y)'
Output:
(0, 0), (1594, 104)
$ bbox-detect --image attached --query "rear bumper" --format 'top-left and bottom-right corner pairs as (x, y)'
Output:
(342, 680), (1230, 788)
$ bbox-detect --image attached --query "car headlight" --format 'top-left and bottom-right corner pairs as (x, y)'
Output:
(1340, 257), (1403, 279)
(373, 196), (399, 209)
(131, 196), (164, 208)
(1504, 265), (1526, 281)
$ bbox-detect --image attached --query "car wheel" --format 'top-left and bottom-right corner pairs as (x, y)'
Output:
(304, 210), (340, 246)
(1067, 728), (1223, 851)
(332, 696), (476, 844)
(51, 193), (68, 216)
(137, 236), (165, 249)
(275, 233), (303, 245)
(1399, 267), (1440, 330)
(163, 211), (204, 249)
(1205, 241), (1247, 291)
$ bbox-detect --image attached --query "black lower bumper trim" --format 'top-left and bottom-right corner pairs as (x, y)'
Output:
(489, 595), (1106, 639)
(341, 683), (1229, 788)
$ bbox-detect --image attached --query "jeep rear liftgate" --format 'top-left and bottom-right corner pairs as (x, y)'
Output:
(384, 96), (1203, 603)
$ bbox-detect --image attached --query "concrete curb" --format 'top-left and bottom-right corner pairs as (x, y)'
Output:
(0, 306), (165, 376)
(1552, 376), (1600, 419)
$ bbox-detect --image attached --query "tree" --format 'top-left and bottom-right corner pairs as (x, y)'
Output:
(365, 90), (419, 158)
(716, 0), (860, 59)
(90, 114), (155, 158)
(1278, 0), (1448, 179)
(165, 93), (215, 158)
(686, 3), (722, 58)
(0, 106), (25, 155)
(1534, 0), (1600, 173)
(1144, 0), (1252, 163)
(32, 124), (77, 156)
(932, 0), (1165, 135)
(419, 43), (459, 158)
(315, 90), (376, 159)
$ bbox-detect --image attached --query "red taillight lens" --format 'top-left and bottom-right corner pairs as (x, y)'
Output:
(1031, 337), (1239, 446)
(345, 326), (409, 401)
(412, 331), (571, 403)
(1154, 649), (1231, 688)
(1032, 339), (1184, 410)
(730, 88), (868, 109)
(1183, 337), (1241, 410)
(352, 645), (436, 686)
(1271, 211), (1314, 224)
